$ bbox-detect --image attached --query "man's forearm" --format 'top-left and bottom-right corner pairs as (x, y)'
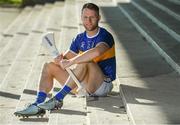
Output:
(71, 48), (100, 64)
(63, 50), (77, 59)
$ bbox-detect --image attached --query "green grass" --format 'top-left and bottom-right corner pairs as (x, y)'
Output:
(0, 0), (22, 6)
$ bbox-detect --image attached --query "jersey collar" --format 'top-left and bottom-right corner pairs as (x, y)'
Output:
(86, 27), (100, 39)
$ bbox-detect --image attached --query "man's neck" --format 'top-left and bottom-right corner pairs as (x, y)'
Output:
(86, 27), (99, 37)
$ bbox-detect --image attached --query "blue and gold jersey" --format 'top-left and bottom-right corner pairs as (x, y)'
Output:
(70, 27), (116, 81)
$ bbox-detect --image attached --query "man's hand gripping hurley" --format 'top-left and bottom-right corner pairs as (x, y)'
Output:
(42, 32), (83, 93)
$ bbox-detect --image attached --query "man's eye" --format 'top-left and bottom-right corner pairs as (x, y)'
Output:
(83, 17), (96, 20)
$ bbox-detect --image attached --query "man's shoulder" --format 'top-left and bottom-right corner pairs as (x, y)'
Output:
(100, 27), (113, 36)
(76, 32), (85, 39)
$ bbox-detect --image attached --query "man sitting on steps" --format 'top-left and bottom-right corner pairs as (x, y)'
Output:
(14, 2), (116, 117)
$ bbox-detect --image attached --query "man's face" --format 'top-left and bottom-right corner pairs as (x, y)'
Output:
(81, 8), (100, 31)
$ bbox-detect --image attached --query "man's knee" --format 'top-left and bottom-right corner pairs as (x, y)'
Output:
(43, 62), (57, 73)
(75, 63), (89, 74)
(76, 63), (87, 69)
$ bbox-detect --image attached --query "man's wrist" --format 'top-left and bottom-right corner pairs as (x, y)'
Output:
(70, 58), (76, 65)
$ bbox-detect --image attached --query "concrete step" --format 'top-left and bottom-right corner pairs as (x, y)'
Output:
(118, 2), (180, 75)
(86, 79), (130, 125)
(0, 3), (53, 84)
(0, 34), (29, 84)
(11, 32), (62, 125)
(0, 36), (12, 54)
(132, 0), (180, 43)
(119, 73), (180, 124)
(32, 4), (53, 33)
(158, 0), (180, 15)
(2, 7), (33, 37)
(101, 5), (174, 78)
(0, 8), (20, 33)
(144, 0), (180, 21)
(17, 5), (43, 35)
(0, 33), (42, 94)
(90, 0), (115, 6)
(0, 33), (42, 124)
(46, 1), (64, 31)
(110, 2), (180, 124)
(61, 0), (78, 29)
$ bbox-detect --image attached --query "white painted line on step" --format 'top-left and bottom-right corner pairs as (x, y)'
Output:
(132, 1), (180, 43)
(117, 77), (136, 125)
(145, 0), (180, 21)
(168, 0), (180, 5)
(118, 5), (180, 75)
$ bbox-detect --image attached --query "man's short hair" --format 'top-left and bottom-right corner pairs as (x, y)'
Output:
(82, 3), (99, 15)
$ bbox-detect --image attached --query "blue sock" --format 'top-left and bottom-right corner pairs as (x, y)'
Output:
(33, 91), (47, 105)
(55, 85), (72, 101)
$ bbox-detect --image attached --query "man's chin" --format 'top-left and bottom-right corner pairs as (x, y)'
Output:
(85, 27), (97, 32)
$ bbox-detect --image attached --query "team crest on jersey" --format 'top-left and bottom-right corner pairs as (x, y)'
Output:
(87, 41), (95, 49)
(80, 41), (85, 49)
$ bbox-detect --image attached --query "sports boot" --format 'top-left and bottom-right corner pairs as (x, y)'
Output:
(14, 104), (45, 118)
(38, 97), (63, 111)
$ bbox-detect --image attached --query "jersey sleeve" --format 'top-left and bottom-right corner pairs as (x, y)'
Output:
(69, 36), (79, 54)
(95, 31), (114, 48)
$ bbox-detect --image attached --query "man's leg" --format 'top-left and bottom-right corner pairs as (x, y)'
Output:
(39, 61), (105, 103)
(38, 62), (106, 110)
(82, 62), (105, 94)
(14, 62), (70, 116)
(51, 62), (105, 96)
(39, 62), (69, 93)
(37, 63), (89, 110)
(34, 62), (69, 105)
(43, 62), (105, 95)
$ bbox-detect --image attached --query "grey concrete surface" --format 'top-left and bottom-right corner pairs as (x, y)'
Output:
(0, 0), (180, 124)
(120, 73), (180, 124)
(114, 0), (180, 124)
(118, 1), (180, 74)
(2, 7), (32, 36)
(157, 0), (180, 15)
(133, 0), (180, 36)
(0, 8), (20, 33)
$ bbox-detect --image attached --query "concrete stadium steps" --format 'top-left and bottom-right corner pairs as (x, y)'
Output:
(117, 0), (180, 75)
(132, 0), (180, 43)
(32, 4), (54, 33)
(168, 0), (180, 5)
(158, 0), (180, 15)
(144, 0), (180, 21)
(0, 36), (12, 54)
(8, 39), (49, 125)
(0, 34), (29, 84)
(113, 0), (180, 124)
(0, 34), (42, 95)
(86, 80), (129, 125)
(100, 5), (173, 78)
(0, 0), (179, 124)
(0, 33), (43, 124)
(119, 72), (180, 124)
(11, 32), (61, 125)
(17, 5), (43, 35)
(0, 2), (64, 84)
(2, 7), (33, 37)
(46, 1), (64, 31)
(0, 8), (20, 34)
